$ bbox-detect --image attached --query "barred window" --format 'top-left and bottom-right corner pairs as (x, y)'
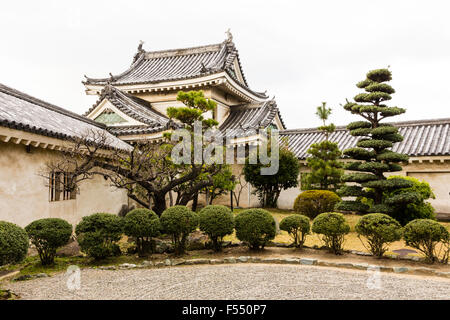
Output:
(49, 172), (77, 201)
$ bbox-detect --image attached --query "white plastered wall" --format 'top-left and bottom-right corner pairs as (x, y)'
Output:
(0, 141), (128, 227)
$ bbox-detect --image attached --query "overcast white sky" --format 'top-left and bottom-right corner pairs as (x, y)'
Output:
(1, 0), (449, 129)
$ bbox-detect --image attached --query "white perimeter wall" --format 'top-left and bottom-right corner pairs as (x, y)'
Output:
(0, 141), (128, 227)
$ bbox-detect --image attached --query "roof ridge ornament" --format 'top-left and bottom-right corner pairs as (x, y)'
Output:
(103, 83), (113, 95)
(132, 40), (145, 64)
(138, 40), (145, 52)
(225, 29), (233, 43)
(200, 62), (208, 73)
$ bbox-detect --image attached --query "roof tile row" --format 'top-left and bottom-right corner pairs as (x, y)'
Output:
(280, 119), (450, 159)
(83, 39), (267, 99)
(0, 83), (130, 150)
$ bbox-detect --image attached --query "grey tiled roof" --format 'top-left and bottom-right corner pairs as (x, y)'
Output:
(85, 85), (172, 136)
(219, 100), (285, 138)
(0, 83), (131, 150)
(280, 118), (450, 159)
(83, 40), (267, 99)
(108, 125), (171, 136)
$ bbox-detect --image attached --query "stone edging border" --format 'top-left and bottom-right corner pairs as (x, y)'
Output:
(0, 271), (19, 282)
(270, 243), (425, 262)
(93, 256), (450, 279)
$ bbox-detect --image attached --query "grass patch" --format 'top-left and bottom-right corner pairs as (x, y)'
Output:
(0, 289), (16, 300)
(2, 254), (151, 279)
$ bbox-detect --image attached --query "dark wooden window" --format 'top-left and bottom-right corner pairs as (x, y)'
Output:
(49, 172), (76, 201)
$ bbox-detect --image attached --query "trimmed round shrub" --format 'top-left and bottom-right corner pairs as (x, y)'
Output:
(293, 190), (341, 219)
(25, 218), (72, 265)
(123, 208), (160, 256)
(355, 213), (402, 257)
(403, 219), (449, 263)
(279, 214), (310, 248)
(0, 221), (29, 266)
(160, 206), (198, 255)
(312, 212), (350, 254)
(235, 209), (276, 250)
(198, 205), (234, 252)
(75, 213), (123, 260)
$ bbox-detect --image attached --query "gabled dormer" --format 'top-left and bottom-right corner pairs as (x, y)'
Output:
(84, 85), (174, 141)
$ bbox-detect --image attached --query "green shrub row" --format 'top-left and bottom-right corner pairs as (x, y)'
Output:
(307, 212), (449, 262)
(1, 208), (448, 265)
(356, 214), (449, 263)
(76, 205), (236, 257)
(280, 211), (449, 263)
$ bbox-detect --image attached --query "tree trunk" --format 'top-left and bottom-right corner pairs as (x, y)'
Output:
(192, 193), (198, 212)
(152, 193), (167, 216)
(169, 191), (173, 207)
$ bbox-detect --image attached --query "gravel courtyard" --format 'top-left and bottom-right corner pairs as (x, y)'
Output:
(5, 264), (450, 300)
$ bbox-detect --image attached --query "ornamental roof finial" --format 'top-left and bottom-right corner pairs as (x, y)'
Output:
(138, 40), (145, 52)
(132, 40), (145, 64)
(225, 29), (233, 42)
(200, 62), (208, 73)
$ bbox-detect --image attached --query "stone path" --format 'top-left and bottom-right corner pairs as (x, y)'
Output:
(5, 264), (450, 300)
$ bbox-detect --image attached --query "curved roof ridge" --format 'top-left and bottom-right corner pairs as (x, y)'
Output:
(111, 87), (169, 125)
(223, 42), (249, 87)
(203, 41), (229, 71)
(145, 42), (224, 59)
(83, 53), (146, 84)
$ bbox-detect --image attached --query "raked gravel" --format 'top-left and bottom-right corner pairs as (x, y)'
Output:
(5, 264), (450, 300)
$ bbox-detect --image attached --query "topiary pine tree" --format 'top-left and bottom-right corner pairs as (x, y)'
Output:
(305, 102), (343, 191)
(336, 68), (419, 216)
